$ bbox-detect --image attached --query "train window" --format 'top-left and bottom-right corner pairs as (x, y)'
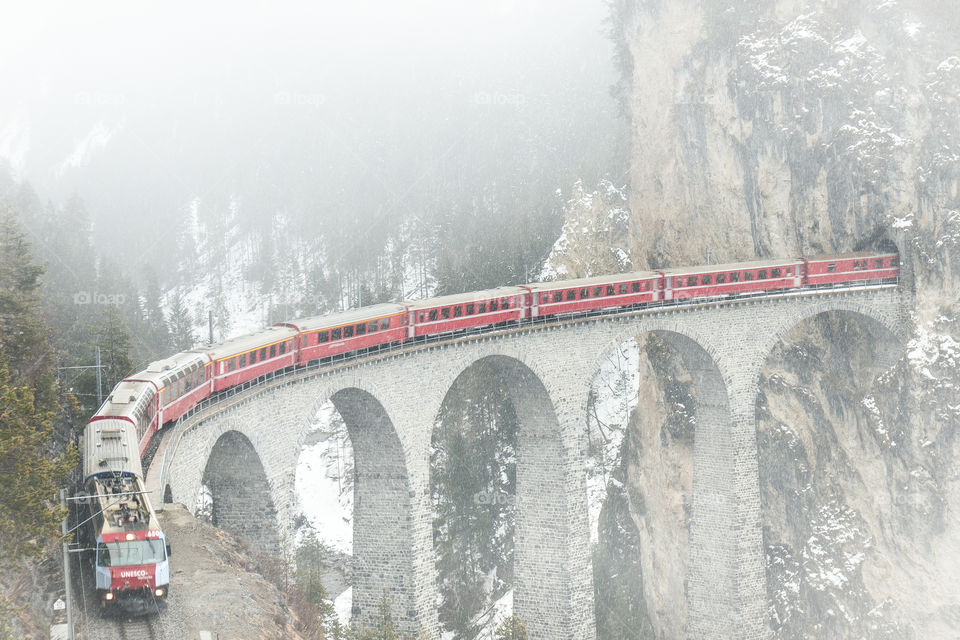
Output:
(730, 272), (740, 282)
(240, 353), (247, 368)
(356, 323), (366, 336)
(827, 264), (836, 273)
(490, 300), (498, 312)
(369, 320), (379, 332)
(269, 344), (277, 357)
(318, 331), (329, 343)
(228, 358), (236, 372)
(343, 325), (354, 338)
(250, 349), (257, 363)
(772, 268), (781, 278)
(260, 347), (267, 360)
(593, 286), (602, 297)
(581, 288), (589, 298)
(439, 308), (449, 319)
(541, 293), (549, 304)
(702, 274), (712, 285)
(478, 302), (487, 313)
(758, 270), (767, 279)
(429, 309), (438, 322)
(619, 284), (628, 294)
(716, 273), (726, 284)
(453, 306), (463, 318)
(380, 317), (390, 330)
(744, 271), (754, 281)
(466, 304), (475, 315)
(631, 282), (640, 293)
(331, 328), (341, 340)
(688, 276), (698, 286)
(606, 285), (615, 296)
(281, 341), (288, 354)
(567, 289), (577, 301)
(875, 259), (883, 269)
(554, 292), (563, 302)
(645, 281), (652, 291)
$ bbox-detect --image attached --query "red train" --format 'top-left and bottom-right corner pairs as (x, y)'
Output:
(89, 250), (899, 459)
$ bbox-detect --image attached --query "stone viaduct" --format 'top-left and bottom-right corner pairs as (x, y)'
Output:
(156, 284), (908, 640)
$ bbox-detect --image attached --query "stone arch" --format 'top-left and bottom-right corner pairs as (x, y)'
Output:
(434, 353), (586, 639)
(590, 325), (738, 638)
(763, 303), (905, 377)
(303, 386), (413, 631)
(202, 430), (278, 551)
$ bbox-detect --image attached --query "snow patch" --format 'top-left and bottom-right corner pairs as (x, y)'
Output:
(295, 401), (355, 554)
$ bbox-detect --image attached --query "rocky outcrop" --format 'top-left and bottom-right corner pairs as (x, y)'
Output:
(594, 0), (960, 637)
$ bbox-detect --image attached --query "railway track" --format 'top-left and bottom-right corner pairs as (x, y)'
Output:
(115, 616), (158, 640)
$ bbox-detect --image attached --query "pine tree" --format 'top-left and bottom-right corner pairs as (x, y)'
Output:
(167, 288), (196, 350)
(0, 210), (57, 407)
(0, 211), (78, 630)
(494, 616), (528, 640)
(0, 360), (77, 562)
(141, 265), (172, 358)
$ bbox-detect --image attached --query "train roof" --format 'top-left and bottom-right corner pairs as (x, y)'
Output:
(124, 352), (209, 388)
(200, 325), (299, 361)
(95, 379), (155, 419)
(83, 418), (143, 481)
(661, 257), (802, 276)
(404, 286), (528, 310)
(279, 303), (407, 332)
(527, 271), (659, 291)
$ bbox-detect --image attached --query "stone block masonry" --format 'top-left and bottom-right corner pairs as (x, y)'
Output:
(163, 285), (906, 640)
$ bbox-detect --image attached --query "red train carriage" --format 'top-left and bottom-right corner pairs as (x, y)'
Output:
(207, 326), (299, 392)
(94, 380), (159, 456)
(405, 287), (528, 339)
(277, 304), (407, 365)
(526, 272), (661, 318)
(123, 352), (212, 450)
(662, 258), (804, 301)
(803, 252), (899, 287)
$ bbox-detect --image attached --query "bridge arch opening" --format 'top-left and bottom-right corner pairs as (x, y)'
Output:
(430, 357), (521, 636)
(201, 429), (278, 551)
(297, 388), (411, 630)
(587, 329), (731, 640)
(757, 309), (904, 638)
(431, 354), (577, 638)
(293, 399), (355, 616)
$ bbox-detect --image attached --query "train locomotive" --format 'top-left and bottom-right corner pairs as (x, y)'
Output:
(82, 417), (170, 614)
(80, 249), (899, 614)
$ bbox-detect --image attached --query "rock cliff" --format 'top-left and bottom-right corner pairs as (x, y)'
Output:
(572, 0), (960, 637)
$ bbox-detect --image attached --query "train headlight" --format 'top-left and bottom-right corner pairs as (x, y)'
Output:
(125, 533), (136, 541)
(154, 588), (165, 598)
(104, 592), (114, 601)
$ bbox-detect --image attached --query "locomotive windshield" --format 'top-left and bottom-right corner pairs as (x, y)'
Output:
(97, 540), (166, 567)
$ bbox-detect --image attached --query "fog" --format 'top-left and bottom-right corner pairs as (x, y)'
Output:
(0, 1), (624, 277)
